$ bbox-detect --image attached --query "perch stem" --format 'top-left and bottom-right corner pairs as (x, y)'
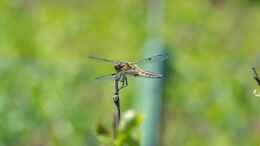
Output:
(113, 78), (121, 138)
(252, 67), (260, 86)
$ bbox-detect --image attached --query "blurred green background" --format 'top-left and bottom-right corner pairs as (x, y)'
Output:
(0, 0), (260, 145)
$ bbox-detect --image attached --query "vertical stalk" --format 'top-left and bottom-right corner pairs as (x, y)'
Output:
(113, 79), (121, 138)
(252, 67), (260, 86)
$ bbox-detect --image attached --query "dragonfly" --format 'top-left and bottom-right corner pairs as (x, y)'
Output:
(89, 54), (168, 90)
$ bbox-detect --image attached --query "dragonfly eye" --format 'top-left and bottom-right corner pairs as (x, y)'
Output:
(114, 64), (122, 71)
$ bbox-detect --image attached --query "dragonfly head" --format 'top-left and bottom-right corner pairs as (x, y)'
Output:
(114, 63), (124, 72)
(114, 62), (131, 72)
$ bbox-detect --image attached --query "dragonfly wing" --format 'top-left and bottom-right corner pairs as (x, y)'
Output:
(134, 54), (168, 65)
(95, 73), (121, 80)
(88, 56), (120, 64)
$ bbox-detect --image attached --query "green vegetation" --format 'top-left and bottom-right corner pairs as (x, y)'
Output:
(97, 111), (143, 146)
(0, 0), (259, 146)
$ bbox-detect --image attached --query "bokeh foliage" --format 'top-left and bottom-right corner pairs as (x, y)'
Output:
(97, 111), (143, 146)
(0, 0), (259, 146)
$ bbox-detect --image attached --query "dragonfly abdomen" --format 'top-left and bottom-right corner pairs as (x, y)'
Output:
(126, 69), (162, 78)
(138, 70), (162, 78)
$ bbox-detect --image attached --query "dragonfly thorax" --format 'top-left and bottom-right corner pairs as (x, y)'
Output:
(114, 63), (133, 72)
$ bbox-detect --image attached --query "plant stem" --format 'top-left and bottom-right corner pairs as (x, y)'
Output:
(113, 79), (121, 138)
(252, 67), (260, 86)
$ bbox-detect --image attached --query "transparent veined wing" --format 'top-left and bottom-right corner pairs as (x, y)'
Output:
(95, 73), (121, 80)
(134, 54), (168, 65)
(88, 56), (120, 64)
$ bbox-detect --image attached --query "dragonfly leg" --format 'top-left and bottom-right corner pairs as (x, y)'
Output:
(117, 73), (124, 90)
(125, 76), (128, 87)
(119, 75), (128, 90)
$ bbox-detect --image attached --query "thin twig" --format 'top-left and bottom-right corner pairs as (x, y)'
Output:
(113, 78), (121, 138)
(252, 67), (260, 86)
